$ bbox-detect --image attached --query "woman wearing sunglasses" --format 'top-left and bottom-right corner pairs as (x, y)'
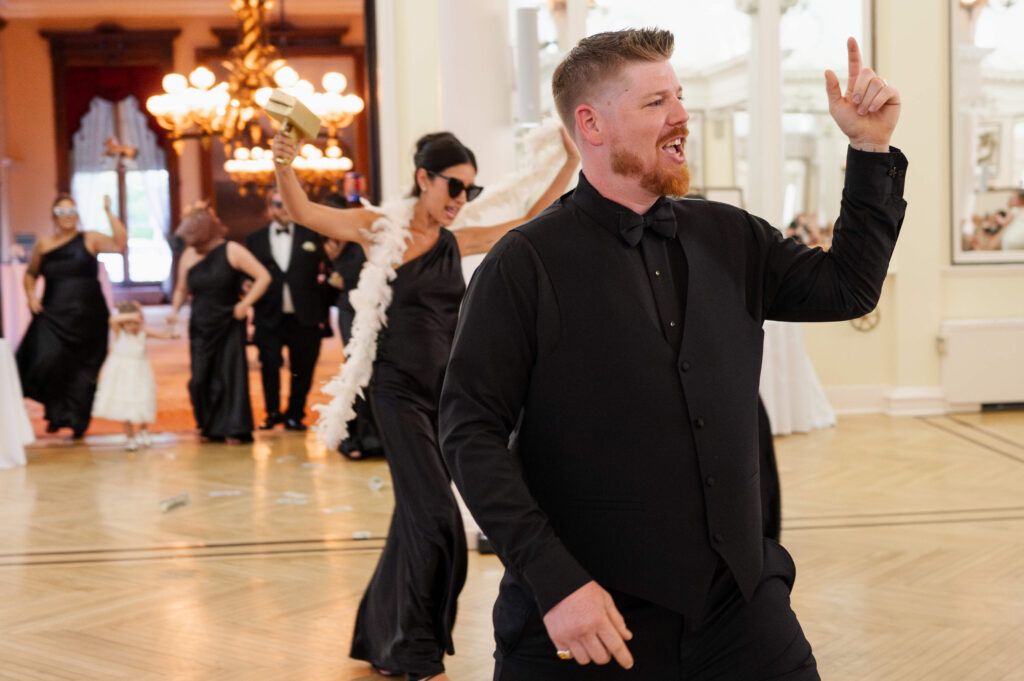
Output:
(16, 194), (127, 439)
(272, 128), (578, 681)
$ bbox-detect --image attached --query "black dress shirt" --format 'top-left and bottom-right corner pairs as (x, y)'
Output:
(440, 147), (908, 621)
(573, 175), (689, 352)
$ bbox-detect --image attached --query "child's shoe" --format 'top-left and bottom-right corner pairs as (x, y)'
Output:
(125, 436), (139, 451)
(139, 430), (152, 447)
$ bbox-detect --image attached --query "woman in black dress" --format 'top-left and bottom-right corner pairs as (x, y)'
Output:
(17, 194), (126, 438)
(273, 130), (579, 681)
(167, 205), (271, 444)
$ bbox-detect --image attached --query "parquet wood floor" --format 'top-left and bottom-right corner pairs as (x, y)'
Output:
(5, 329), (1023, 679)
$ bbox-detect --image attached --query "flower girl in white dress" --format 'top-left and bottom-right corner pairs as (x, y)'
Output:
(92, 301), (177, 450)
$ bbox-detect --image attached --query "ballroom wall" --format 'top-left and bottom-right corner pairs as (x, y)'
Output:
(3, 0), (1024, 412)
(0, 5), (364, 252)
(800, 0), (1024, 413)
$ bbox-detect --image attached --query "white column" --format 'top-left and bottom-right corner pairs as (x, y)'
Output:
(739, 0), (784, 225)
(438, 0), (516, 182)
(565, 0), (588, 49)
(516, 7), (542, 125)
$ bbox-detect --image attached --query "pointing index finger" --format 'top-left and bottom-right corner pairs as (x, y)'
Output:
(846, 36), (862, 97)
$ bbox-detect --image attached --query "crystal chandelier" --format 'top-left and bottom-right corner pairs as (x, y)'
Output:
(145, 0), (364, 194)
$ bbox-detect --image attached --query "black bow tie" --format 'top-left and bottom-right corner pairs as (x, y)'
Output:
(617, 201), (676, 247)
(275, 225), (291, 236)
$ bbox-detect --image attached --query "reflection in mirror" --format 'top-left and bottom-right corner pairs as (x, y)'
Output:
(952, 0), (1024, 263)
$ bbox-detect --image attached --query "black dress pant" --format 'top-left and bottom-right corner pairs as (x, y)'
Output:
(255, 314), (322, 420)
(493, 539), (818, 681)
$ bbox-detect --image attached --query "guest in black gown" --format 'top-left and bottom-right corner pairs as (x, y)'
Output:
(167, 205), (271, 444)
(272, 129), (580, 681)
(16, 194), (126, 438)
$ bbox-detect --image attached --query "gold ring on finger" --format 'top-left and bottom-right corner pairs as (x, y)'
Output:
(556, 649), (573, 660)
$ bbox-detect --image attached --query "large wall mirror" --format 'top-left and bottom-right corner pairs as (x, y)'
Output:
(951, 0), (1024, 264)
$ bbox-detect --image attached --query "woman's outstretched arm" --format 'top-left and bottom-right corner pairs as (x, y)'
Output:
(85, 195), (129, 254)
(272, 134), (378, 246)
(455, 128), (580, 257)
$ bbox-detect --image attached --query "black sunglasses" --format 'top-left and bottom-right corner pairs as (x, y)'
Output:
(269, 200), (284, 208)
(427, 170), (483, 202)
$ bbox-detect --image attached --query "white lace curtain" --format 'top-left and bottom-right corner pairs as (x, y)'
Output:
(70, 96), (172, 283)
(70, 95), (169, 231)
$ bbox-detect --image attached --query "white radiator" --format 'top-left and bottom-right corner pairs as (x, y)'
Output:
(939, 318), (1024, 407)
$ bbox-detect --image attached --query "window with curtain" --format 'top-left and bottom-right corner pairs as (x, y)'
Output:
(70, 95), (172, 285)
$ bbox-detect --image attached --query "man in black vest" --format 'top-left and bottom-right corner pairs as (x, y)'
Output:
(246, 188), (332, 431)
(440, 30), (905, 680)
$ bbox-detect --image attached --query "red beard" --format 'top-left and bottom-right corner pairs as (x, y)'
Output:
(610, 126), (691, 197)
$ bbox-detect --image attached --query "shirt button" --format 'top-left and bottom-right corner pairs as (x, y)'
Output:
(669, 321), (676, 328)
(681, 361), (691, 371)
(706, 476), (716, 487)
(713, 533), (724, 544)
(694, 417), (705, 429)
(654, 269), (661, 276)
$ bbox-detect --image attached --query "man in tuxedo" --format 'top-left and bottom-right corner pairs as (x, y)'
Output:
(440, 29), (905, 680)
(246, 188), (332, 431)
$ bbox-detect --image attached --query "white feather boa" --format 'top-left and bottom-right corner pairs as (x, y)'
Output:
(314, 117), (571, 448)
(314, 197), (413, 447)
(452, 117), (571, 229)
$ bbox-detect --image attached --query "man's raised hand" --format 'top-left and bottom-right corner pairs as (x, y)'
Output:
(824, 37), (900, 152)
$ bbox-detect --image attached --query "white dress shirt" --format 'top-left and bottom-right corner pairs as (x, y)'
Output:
(269, 219), (295, 313)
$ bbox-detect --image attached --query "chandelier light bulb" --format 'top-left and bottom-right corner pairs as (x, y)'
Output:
(326, 144), (342, 159)
(254, 87), (273, 107)
(343, 94), (365, 114)
(162, 73), (188, 95)
(189, 66), (216, 90)
(340, 157), (353, 171)
(294, 80), (315, 99)
(322, 72), (347, 94)
(274, 66), (299, 88)
(234, 147), (250, 161)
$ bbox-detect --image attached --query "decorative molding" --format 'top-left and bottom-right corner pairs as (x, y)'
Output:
(883, 386), (949, 416)
(824, 384), (890, 414)
(825, 384), (951, 416)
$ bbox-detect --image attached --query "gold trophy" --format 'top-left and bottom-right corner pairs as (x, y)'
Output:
(264, 89), (322, 164)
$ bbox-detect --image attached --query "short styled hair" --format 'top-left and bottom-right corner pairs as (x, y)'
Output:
(552, 28), (675, 137)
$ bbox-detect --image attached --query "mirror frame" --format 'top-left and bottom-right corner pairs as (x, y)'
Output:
(949, 0), (1024, 264)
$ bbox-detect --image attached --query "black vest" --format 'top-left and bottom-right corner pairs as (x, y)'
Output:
(515, 199), (765, 620)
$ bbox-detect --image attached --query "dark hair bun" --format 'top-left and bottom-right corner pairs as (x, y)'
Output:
(410, 131), (477, 196)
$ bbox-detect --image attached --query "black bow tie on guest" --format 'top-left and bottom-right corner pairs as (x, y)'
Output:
(617, 200), (677, 247)
(275, 224), (291, 236)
